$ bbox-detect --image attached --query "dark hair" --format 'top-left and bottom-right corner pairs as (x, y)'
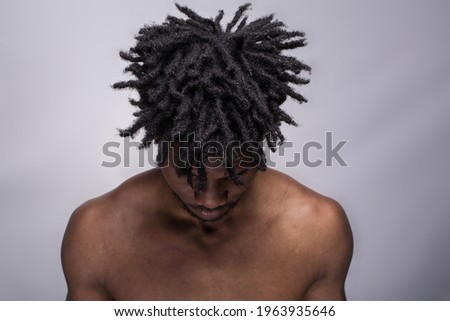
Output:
(113, 3), (310, 191)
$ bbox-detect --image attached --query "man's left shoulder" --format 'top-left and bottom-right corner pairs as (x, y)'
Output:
(274, 173), (353, 259)
(262, 171), (353, 299)
(285, 178), (353, 299)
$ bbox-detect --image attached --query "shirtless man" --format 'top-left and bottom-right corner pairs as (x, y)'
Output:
(61, 4), (353, 300)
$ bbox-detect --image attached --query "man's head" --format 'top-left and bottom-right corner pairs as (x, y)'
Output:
(160, 142), (259, 222)
(113, 3), (310, 194)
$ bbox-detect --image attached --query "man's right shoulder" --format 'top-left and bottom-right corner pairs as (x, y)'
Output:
(61, 196), (116, 300)
(64, 169), (159, 240)
(61, 169), (163, 300)
(64, 197), (112, 240)
(63, 168), (164, 254)
(62, 195), (117, 265)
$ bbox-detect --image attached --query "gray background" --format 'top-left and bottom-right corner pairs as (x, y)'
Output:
(1, 0), (449, 300)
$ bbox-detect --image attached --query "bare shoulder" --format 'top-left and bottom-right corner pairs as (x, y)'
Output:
(263, 169), (350, 227)
(61, 169), (162, 300)
(288, 180), (352, 251)
(61, 195), (116, 300)
(262, 169), (353, 300)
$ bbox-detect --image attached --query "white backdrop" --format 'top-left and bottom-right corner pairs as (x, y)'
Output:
(0, 0), (449, 300)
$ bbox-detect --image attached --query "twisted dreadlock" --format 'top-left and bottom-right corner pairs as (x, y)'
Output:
(113, 3), (310, 191)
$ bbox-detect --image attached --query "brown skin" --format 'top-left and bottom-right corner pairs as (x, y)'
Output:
(61, 150), (353, 300)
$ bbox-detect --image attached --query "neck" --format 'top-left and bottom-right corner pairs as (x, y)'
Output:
(156, 170), (258, 245)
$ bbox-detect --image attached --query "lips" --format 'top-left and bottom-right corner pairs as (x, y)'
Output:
(188, 204), (232, 221)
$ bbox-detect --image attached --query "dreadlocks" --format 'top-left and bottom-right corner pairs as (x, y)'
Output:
(112, 3), (310, 191)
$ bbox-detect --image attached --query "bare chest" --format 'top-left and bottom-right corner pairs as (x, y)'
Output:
(104, 232), (316, 300)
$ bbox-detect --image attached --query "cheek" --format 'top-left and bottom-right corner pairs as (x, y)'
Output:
(226, 179), (252, 198)
(161, 169), (192, 198)
(238, 171), (258, 187)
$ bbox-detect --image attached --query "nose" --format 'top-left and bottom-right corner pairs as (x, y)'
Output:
(194, 184), (229, 209)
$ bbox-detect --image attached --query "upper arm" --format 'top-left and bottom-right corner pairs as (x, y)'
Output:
(303, 199), (353, 301)
(61, 200), (114, 300)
